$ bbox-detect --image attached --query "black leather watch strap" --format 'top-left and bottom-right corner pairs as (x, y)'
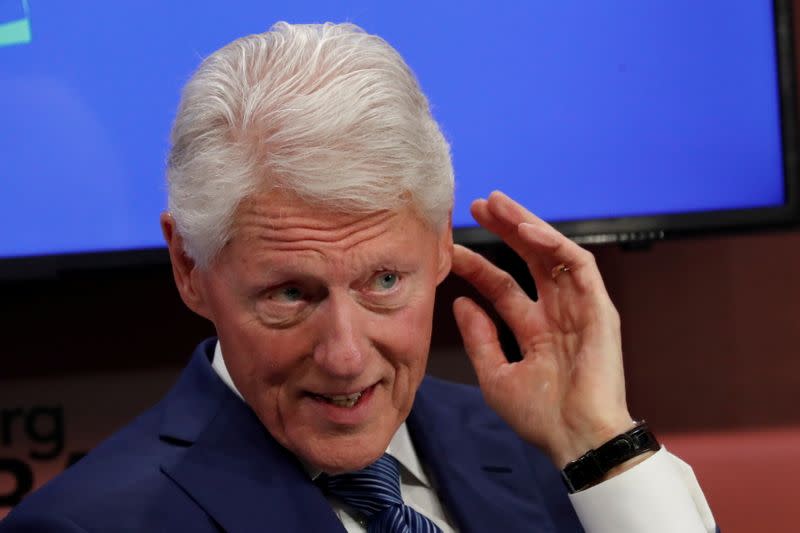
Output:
(561, 421), (660, 493)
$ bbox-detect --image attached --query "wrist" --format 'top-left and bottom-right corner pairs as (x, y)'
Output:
(554, 415), (637, 468)
(560, 421), (661, 493)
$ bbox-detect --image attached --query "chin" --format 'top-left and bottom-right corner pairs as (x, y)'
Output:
(297, 429), (395, 474)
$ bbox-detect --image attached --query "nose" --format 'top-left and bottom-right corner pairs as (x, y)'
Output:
(312, 291), (369, 379)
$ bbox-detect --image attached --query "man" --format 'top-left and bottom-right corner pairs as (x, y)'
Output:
(1, 22), (717, 532)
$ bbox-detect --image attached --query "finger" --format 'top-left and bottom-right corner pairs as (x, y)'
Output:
(451, 244), (537, 332)
(470, 199), (559, 301)
(452, 296), (507, 385)
(473, 192), (605, 296)
(485, 190), (592, 271)
(451, 244), (529, 307)
(514, 221), (617, 332)
(516, 222), (603, 295)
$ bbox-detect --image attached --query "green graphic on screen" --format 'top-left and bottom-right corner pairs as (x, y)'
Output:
(0, 0), (31, 47)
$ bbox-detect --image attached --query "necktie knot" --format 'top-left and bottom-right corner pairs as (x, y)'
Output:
(318, 454), (443, 533)
(321, 454), (404, 516)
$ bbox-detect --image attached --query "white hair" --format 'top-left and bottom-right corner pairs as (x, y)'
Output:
(166, 22), (454, 268)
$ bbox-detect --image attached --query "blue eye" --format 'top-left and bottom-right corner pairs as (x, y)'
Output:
(375, 272), (398, 290)
(277, 286), (303, 302)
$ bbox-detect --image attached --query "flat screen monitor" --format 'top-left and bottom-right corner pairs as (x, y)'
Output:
(1, 0), (798, 278)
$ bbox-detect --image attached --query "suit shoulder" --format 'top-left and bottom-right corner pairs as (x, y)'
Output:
(3, 403), (183, 528)
(419, 375), (482, 398)
(418, 375), (488, 410)
(0, 508), (89, 532)
(417, 375), (511, 432)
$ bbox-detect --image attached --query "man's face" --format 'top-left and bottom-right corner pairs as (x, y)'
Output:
(187, 191), (452, 473)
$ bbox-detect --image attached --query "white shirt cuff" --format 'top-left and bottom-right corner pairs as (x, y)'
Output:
(567, 447), (716, 533)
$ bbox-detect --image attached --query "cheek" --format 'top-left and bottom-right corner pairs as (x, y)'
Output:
(220, 327), (311, 444)
(381, 296), (436, 416)
(216, 313), (312, 400)
(380, 292), (437, 377)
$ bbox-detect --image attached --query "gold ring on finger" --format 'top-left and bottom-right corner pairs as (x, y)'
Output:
(550, 262), (571, 280)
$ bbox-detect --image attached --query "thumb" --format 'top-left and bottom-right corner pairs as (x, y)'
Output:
(452, 297), (507, 385)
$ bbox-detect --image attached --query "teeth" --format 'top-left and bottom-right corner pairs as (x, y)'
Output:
(320, 391), (363, 407)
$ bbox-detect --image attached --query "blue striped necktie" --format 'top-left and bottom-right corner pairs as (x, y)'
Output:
(319, 454), (443, 533)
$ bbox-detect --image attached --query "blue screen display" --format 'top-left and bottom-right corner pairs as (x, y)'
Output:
(0, 1), (785, 258)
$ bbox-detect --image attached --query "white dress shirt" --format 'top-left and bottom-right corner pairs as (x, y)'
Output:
(212, 342), (715, 532)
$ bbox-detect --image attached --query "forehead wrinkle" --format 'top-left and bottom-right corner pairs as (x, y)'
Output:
(258, 223), (394, 256)
(243, 235), (410, 288)
(229, 191), (434, 282)
(266, 242), (379, 281)
(253, 220), (410, 270)
(236, 205), (399, 247)
(231, 204), (422, 282)
(264, 208), (395, 234)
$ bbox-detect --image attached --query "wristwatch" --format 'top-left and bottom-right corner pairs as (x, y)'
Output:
(561, 421), (660, 493)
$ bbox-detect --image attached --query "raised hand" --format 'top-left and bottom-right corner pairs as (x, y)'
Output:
(451, 191), (635, 468)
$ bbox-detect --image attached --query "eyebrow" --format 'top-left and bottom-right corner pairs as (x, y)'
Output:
(249, 248), (417, 284)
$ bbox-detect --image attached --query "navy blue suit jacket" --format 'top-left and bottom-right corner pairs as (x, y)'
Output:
(0, 339), (584, 532)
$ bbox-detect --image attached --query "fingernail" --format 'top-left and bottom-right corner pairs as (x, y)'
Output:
(517, 222), (539, 242)
(518, 222), (535, 234)
(452, 297), (468, 321)
(491, 189), (509, 199)
(519, 222), (558, 246)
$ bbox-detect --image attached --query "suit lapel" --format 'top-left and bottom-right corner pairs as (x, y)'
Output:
(157, 340), (345, 533)
(407, 377), (558, 533)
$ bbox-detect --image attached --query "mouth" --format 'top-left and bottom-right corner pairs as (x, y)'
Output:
(309, 384), (376, 408)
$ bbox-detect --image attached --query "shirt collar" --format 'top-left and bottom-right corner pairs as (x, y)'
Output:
(211, 340), (431, 487)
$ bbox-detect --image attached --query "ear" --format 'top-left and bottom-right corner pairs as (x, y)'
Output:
(160, 213), (213, 320)
(435, 212), (454, 285)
